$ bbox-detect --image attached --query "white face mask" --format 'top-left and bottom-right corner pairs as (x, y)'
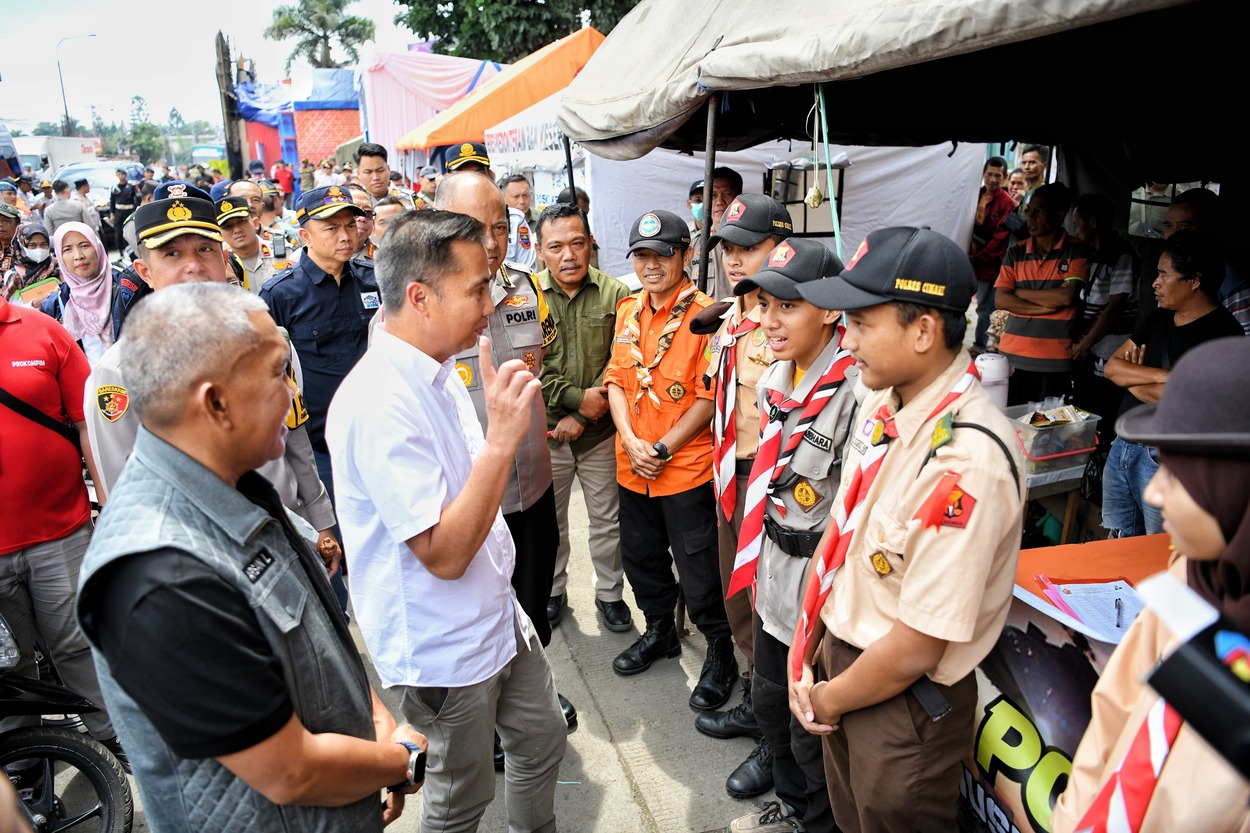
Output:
(22, 245), (51, 263)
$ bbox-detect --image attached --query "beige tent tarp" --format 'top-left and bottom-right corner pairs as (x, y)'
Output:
(557, 0), (1214, 170)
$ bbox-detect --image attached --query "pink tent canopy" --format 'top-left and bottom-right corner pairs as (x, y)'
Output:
(357, 49), (509, 163)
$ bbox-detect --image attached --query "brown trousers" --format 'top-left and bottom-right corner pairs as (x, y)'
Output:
(716, 471), (755, 666)
(819, 638), (977, 833)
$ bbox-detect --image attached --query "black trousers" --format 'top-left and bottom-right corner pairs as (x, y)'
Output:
(112, 210), (132, 253)
(753, 623), (836, 833)
(504, 485), (559, 648)
(1006, 367), (1072, 406)
(618, 482), (730, 640)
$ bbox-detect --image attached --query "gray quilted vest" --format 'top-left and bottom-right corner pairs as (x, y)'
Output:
(76, 429), (381, 833)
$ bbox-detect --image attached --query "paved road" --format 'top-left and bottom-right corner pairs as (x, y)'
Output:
(124, 483), (772, 833)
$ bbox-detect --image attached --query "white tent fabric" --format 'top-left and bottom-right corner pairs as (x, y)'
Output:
(557, 0), (1185, 157)
(484, 92), (584, 175)
(586, 141), (984, 282)
(356, 48), (507, 163)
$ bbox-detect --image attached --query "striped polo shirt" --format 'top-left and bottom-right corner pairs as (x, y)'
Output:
(995, 231), (1091, 372)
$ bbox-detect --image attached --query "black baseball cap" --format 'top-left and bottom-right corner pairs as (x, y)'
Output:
(295, 185), (365, 225)
(1117, 336), (1250, 456)
(215, 197), (251, 226)
(735, 239), (844, 300)
(711, 193), (793, 248)
(628, 210), (691, 257)
(688, 179), (704, 198)
(796, 226), (975, 313)
(134, 196), (222, 249)
(446, 142), (490, 171)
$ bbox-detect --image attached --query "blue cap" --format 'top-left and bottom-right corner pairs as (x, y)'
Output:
(0, 180), (16, 192)
(209, 180), (232, 202)
(445, 142), (490, 171)
(295, 185), (364, 225)
(152, 181), (212, 202)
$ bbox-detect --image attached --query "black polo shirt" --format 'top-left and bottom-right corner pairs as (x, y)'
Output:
(260, 255), (379, 452)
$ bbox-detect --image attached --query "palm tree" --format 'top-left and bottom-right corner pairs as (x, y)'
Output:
(264, 0), (376, 74)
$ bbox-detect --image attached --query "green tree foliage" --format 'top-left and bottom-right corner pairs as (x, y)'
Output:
(34, 119), (81, 136)
(168, 107), (185, 135)
(393, 0), (640, 63)
(265, 0), (376, 74)
(129, 122), (167, 165)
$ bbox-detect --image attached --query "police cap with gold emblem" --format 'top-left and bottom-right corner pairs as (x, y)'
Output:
(133, 181), (222, 249)
(796, 226), (975, 313)
(735, 238), (844, 300)
(215, 197), (252, 226)
(445, 141), (490, 171)
(295, 184), (365, 226)
(628, 209), (690, 257)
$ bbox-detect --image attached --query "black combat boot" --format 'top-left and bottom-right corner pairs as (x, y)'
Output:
(612, 616), (681, 675)
(689, 636), (738, 711)
(694, 673), (760, 738)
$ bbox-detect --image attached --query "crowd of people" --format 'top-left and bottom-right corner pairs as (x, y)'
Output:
(1, 137), (1246, 833)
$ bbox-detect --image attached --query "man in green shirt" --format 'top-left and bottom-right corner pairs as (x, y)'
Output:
(538, 202), (633, 633)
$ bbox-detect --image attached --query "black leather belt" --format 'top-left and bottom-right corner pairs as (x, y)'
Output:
(735, 458), (754, 476)
(762, 515), (821, 560)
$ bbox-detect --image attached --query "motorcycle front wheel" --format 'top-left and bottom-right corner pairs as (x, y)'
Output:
(0, 725), (133, 833)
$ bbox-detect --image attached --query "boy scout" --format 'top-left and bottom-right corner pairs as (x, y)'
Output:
(605, 209), (736, 712)
(725, 239), (854, 833)
(788, 227), (1025, 833)
(697, 193), (792, 799)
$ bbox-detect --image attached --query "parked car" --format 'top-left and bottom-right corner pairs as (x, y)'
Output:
(52, 161), (144, 245)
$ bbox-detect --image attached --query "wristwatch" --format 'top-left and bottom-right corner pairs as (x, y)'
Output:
(652, 441), (673, 461)
(388, 741), (425, 792)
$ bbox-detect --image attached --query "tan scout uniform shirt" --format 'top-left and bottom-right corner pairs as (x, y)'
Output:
(755, 340), (859, 644)
(708, 301), (771, 460)
(455, 262), (558, 514)
(1051, 558), (1250, 833)
(820, 351), (1025, 685)
(83, 340), (335, 532)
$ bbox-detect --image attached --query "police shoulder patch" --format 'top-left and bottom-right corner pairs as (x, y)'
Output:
(96, 385), (129, 423)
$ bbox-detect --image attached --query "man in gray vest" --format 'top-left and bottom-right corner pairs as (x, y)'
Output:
(75, 283), (427, 833)
(434, 172), (577, 744)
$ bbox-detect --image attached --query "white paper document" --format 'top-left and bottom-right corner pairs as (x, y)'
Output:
(1055, 580), (1145, 644)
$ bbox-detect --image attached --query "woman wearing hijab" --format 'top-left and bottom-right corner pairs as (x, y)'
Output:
(1051, 335), (1250, 832)
(44, 221), (120, 365)
(1, 221), (59, 300)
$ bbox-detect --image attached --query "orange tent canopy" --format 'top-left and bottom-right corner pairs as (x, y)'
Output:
(395, 27), (605, 151)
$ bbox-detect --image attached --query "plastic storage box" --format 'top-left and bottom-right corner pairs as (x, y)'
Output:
(1004, 405), (1101, 474)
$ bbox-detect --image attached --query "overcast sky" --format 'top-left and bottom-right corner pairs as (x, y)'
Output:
(0, 0), (418, 134)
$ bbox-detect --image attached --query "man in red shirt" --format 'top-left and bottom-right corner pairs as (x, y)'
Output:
(273, 161), (296, 210)
(0, 293), (127, 768)
(969, 156), (1017, 352)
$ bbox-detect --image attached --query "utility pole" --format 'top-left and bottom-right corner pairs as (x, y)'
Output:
(215, 31), (244, 180)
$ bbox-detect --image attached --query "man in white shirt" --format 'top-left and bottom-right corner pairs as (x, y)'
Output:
(327, 210), (565, 833)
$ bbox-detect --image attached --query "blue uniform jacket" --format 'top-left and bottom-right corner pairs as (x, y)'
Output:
(259, 255), (379, 452)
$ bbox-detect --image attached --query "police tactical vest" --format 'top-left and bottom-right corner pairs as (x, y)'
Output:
(454, 263), (554, 513)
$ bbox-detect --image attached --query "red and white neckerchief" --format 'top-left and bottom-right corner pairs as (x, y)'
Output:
(790, 360), (979, 680)
(711, 309), (759, 519)
(726, 334), (855, 599)
(1075, 698), (1183, 833)
(626, 280), (698, 408)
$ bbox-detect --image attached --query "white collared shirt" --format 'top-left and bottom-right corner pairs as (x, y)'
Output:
(327, 327), (521, 688)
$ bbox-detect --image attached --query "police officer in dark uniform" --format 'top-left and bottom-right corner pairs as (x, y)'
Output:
(109, 181), (214, 339)
(108, 167), (139, 253)
(260, 185), (379, 618)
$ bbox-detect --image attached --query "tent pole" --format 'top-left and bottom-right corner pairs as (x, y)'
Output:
(562, 134), (577, 201)
(697, 94), (719, 294)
